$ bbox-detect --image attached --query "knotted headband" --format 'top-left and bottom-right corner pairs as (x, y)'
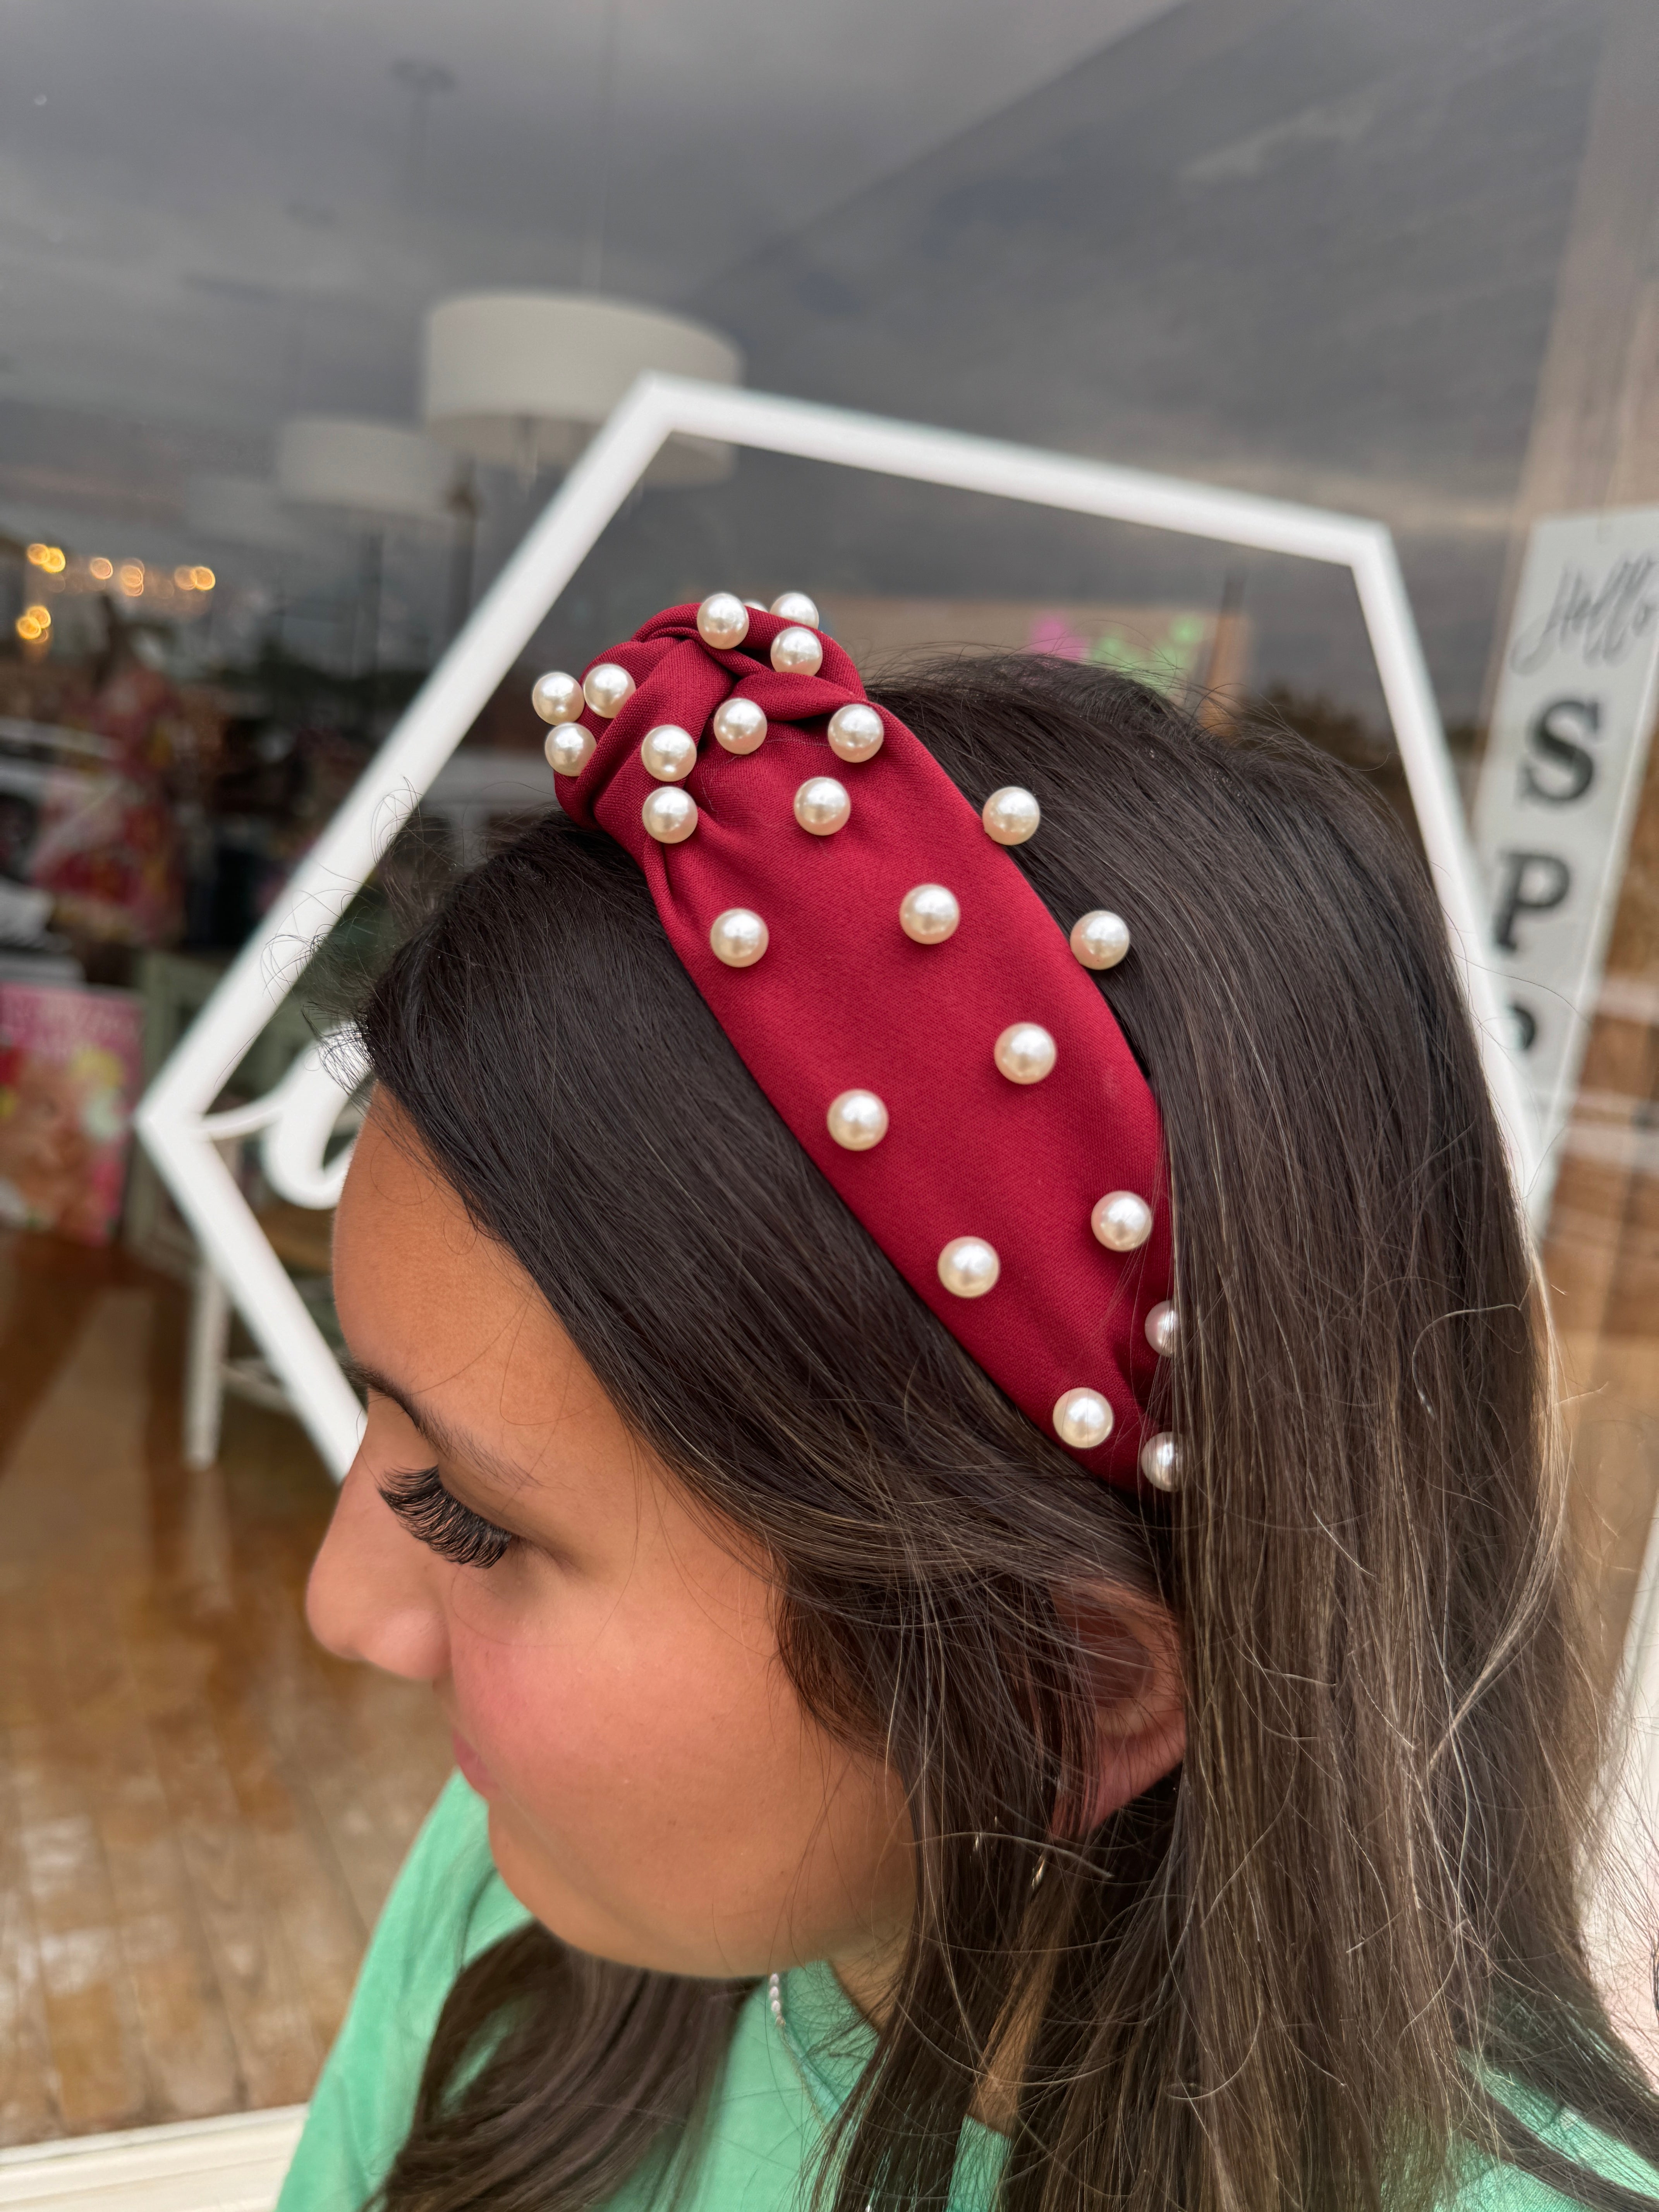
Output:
(531, 594), (1178, 1491)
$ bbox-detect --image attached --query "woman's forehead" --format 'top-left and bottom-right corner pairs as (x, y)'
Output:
(336, 1104), (550, 1398)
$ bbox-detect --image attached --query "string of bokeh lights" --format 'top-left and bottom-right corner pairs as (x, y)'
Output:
(14, 540), (216, 646)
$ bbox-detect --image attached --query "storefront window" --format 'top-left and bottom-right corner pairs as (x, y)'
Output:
(2, 0), (1655, 2166)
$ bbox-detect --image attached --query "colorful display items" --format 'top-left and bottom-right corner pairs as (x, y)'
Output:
(0, 979), (143, 1243)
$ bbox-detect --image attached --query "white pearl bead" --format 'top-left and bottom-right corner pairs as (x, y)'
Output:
(899, 883), (960, 945)
(826, 702), (884, 763)
(994, 1022), (1057, 1084)
(583, 663), (635, 717)
(982, 786), (1041, 845)
(744, 599), (768, 611)
(1144, 1300), (1178, 1357)
(826, 1089), (888, 1150)
(531, 670), (583, 725)
(794, 776), (850, 835)
(697, 592), (750, 650)
(1053, 1388), (1114, 1451)
(1139, 1432), (1182, 1491)
(771, 625), (823, 677)
(641, 787), (698, 843)
(709, 908), (768, 967)
(640, 724), (697, 781)
(1092, 1191), (1152, 1251)
(770, 591), (820, 627)
(712, 698), (767, 754)
(938, 1236), (1000, 1299)
(1070, 910), (1131, 970)
(543, 722), (594, 777)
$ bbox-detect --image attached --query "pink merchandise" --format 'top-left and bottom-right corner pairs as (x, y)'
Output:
(0, 981), (144, 1245)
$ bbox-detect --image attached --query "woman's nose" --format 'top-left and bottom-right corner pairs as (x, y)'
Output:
(306, 1457), (450, 1683)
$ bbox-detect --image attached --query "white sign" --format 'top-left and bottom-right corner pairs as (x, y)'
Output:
(1472, 506), (1659, 1187)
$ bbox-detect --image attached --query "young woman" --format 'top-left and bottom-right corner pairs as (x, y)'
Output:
(280, 597), (1659, 2212)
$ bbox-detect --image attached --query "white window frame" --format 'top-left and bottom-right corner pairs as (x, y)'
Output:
(135, 372), (1538, 1482)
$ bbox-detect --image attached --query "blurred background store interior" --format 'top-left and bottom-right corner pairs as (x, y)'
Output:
(1, 0), (1657, 2168)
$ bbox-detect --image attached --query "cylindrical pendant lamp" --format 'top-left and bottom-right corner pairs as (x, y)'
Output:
(421, 291), (742, 486)
(186, 474), (320, 553)
(276, 417), (460, 524)
(274, 418), (459, 687)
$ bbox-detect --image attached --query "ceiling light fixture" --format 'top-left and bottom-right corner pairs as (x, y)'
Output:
(421, 290), (743, 487)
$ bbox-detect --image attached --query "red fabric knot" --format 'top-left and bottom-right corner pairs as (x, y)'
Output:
(550, 601), (1171, 1488)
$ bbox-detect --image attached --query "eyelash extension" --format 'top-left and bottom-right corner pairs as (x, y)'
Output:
(378, 1464), (519, 1570)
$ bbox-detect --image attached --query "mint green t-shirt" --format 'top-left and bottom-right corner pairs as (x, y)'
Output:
(276, 1775), (1657, 2212)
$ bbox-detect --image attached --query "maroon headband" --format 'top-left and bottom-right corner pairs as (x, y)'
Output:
(531, 596), (1176, 1491)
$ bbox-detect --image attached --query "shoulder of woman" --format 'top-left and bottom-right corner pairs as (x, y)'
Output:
(274, 1772), (533, 2212)
(1447, 2087), (1659, 2209)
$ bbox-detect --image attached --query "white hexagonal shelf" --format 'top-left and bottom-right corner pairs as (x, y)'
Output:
(136, 373), (1536, 1480)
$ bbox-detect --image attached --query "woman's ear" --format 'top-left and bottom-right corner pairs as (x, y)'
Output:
(1053, 1585), (1186, 1832)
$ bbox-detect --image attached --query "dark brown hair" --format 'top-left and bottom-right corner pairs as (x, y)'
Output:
(358, 657), (1659, 2211)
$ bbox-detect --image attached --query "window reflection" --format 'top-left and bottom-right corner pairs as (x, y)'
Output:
(1, 0), (1657, 2152)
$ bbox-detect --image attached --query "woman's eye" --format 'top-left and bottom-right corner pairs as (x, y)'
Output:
(377, 1464), (519, 1570)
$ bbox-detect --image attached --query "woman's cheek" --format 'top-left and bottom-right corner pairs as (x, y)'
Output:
(449, 1596), (783, 1851)
(451, 1629), (597, 1803)
(450, 1632), (670, 1825)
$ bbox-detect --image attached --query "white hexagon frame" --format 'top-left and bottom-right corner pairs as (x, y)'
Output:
(136, 371), (1539, 1482)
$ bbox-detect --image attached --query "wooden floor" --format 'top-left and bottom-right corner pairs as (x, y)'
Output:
(0, 1228), (453, 2149)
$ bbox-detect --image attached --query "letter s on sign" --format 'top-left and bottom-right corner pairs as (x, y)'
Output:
(1522, 696), (1601, 805)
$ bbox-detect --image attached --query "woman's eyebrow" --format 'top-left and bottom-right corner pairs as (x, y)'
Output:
(342, 1353), (534, 1499)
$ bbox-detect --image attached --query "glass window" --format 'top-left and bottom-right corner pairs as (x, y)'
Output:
(2, 0), (1655, 2156)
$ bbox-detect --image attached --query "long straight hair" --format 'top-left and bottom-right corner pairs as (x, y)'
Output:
(358, 657), (1659, 2212)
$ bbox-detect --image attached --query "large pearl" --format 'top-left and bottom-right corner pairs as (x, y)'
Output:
(532, 670), (583, 725)
(1139, 1432), (1182, 1491)
(584, 663), (635, 717)
(770, 591), (820, 627)
(938, 1236), (1000, 1298)
(994, 1022), (1057, 1084)
(1144, 1300), (1178, 1356)
(1053, 1388), (1114, 1450)
(697, 592), (750, 650)
(709, 908), (768, 967)
(899, 883), (960, 945)
(1092, 1191), (1152, 1251)
(1070, 910), (1130, 970)
(826, 702), (884, 763)
(772, 625), (824, 677)
(544, 723), (594, 777)
(641, 787), (698, 843)
(713, 697), (767, 754)
(794, 776), (850, 835)
(641, 724), (697, 781)
(826, 1089), (888, 1150)
(982, 786), (1041, 845)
